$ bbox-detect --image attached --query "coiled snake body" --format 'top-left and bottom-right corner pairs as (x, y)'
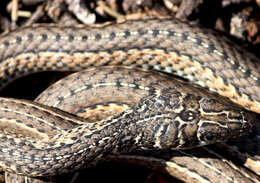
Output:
(0, 19), (259, 178)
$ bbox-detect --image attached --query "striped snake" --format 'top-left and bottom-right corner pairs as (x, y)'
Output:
(0, 18), (259, 181)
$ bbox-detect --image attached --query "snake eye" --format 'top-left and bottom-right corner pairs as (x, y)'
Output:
(204, 134), (215, 142)
(199, 130), (218, 143)
(198, 122), (229, 145)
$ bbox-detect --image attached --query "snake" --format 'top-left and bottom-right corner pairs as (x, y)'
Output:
(35, 66), (260, 183)
(0, 18), (259, 180)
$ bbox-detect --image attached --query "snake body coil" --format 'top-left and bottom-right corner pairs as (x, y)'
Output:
(0, 19), (259, 113)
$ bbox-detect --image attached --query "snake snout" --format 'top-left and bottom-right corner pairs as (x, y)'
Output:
(197, 107), (254, 145)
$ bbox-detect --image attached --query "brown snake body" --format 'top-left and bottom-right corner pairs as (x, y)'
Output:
(0, 18), (259, 113)
(0, 18), (259, 181)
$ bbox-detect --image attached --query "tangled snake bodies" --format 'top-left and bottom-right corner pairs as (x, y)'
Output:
(0, 66), (255, 176)
(0, 18), (259, 180)
(0, 18), (260, 113)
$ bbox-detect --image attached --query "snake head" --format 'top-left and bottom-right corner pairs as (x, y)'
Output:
(135, 92), (255, 150)
(161, 94), (255, 149)
(196, 98), (254, 146)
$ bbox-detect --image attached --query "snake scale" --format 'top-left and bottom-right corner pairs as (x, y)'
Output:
(0, 18), (259, 181)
